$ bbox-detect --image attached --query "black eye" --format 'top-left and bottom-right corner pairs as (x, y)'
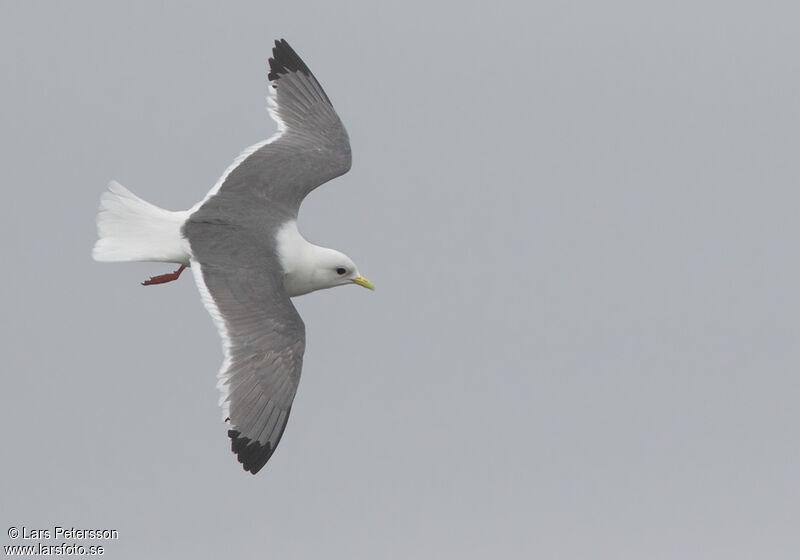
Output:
(336, 267), (347, 275)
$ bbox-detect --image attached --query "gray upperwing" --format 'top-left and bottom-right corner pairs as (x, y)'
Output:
(201, 39), (351, 221)
(183, 220), (305, 474)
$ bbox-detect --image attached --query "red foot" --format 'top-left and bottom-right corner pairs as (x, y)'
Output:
(141, 264), (187, 286)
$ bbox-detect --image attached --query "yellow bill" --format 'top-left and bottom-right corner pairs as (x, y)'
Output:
(351, 276), (374, 290)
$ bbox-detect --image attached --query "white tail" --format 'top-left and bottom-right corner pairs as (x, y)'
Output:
(92, 181), (191, 263)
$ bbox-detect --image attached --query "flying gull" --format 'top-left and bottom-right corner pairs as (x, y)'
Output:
(92, 39), (373, 474)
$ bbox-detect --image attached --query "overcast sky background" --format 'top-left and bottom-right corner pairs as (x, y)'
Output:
(2, 1), (799, 558)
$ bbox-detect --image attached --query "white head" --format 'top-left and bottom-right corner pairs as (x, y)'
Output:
(307, 246), (373, 292)
(277, 221), (374, 297)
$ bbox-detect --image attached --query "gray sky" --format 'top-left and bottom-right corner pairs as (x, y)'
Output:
(3, 1), (800, 558)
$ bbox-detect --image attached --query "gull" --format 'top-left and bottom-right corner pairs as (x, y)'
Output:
(92, 39), (372, 474)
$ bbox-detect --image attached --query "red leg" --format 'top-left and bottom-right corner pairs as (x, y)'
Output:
(141, 264), (187, 286)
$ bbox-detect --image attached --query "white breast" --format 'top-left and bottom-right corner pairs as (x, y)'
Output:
(275, 220), (318, 297)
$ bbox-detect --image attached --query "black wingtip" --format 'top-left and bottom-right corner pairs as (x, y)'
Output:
(228, 429), (274, 475)
(268, 38), (312, 82)
(228, 408), (292, 475)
